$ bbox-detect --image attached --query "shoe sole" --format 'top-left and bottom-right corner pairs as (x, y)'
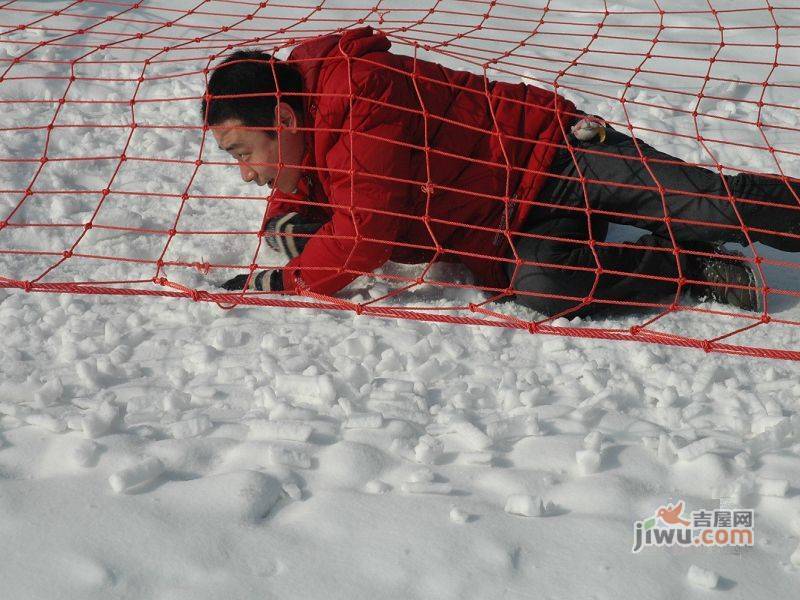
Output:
(703, 247), (765, 313)
(725, 248), (764, 313)
(745, 256), (765, 314)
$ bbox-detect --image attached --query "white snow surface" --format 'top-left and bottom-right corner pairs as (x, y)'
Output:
(1, 1), (800, 599)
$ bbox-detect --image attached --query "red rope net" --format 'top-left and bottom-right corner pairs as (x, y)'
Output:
(1, 0), (799, 360)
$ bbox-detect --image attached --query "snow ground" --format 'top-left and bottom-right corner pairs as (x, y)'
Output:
(1, 1), (800, 599)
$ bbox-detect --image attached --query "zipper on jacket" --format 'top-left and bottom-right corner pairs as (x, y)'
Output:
(493, 194), (519, 246)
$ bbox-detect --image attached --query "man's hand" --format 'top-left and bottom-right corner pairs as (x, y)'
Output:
(264, 212), (324, 259)
(571, 117), (607, 143)
(220, 270), (281, 291)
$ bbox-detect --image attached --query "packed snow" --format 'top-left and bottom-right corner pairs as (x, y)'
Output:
(1, 1), (800, 599)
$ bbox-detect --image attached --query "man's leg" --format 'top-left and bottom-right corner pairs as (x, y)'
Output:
(542, 126), (800, 252)
(508, 215), (686, 317)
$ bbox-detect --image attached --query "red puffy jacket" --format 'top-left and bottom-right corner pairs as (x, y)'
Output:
(267, 27), (576, 296)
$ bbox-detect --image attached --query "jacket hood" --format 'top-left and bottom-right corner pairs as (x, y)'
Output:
(288, 27), (391, 93)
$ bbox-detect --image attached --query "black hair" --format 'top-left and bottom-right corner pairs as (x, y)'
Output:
(200, 50), (304, 134)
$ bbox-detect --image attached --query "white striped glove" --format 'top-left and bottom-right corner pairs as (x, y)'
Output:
(264, 212), (324, 259)
(220, 270), (282, 291)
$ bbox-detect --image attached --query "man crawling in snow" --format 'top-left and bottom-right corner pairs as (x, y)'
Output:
(202, 27), (800, 317)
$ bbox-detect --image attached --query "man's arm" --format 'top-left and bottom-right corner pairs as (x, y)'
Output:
(263, 186), (329, 228)
(279, 71), (415, 296)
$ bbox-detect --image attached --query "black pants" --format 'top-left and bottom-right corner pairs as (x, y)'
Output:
(508, 126), (800, 316)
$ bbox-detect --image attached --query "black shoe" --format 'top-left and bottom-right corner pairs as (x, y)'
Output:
(686, 244), (763, 312)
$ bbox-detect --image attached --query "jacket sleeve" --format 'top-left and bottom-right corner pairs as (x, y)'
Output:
(281, 70), (415, 295)
(264, 188), (329, 225)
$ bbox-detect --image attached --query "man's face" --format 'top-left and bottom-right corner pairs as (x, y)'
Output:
(211, 103), (305, 194)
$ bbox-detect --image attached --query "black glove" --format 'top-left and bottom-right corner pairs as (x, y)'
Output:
(220, 270), (282, 291)
(264, 212), (324, 258)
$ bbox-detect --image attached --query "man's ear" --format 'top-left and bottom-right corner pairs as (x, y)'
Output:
(274, 102), (298, 132)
